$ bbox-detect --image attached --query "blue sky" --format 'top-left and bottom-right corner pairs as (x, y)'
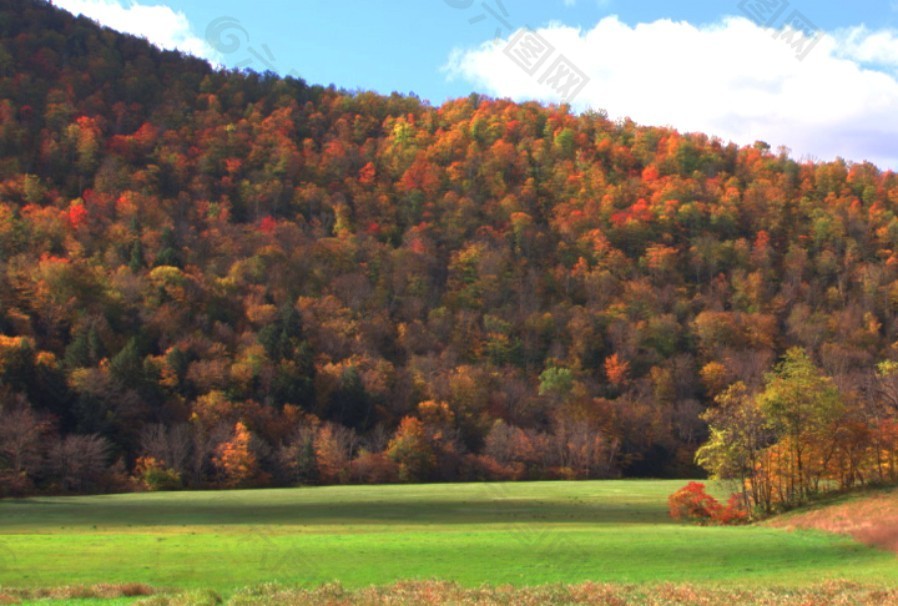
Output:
(53, 0), (898, 168)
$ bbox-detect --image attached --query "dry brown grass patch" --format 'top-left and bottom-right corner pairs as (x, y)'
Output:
(0, 583), (156, 603)
(769, 489), (898, 553)
(143, 580), (898, 606)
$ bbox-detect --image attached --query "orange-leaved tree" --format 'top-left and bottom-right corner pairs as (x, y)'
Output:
(386, 417), (435, 483)
(214, 422), (259, 488)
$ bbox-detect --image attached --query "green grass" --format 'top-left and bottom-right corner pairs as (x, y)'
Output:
(1, 480), (897, 597)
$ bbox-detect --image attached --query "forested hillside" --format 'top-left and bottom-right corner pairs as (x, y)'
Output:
(3, 0), (898, 494)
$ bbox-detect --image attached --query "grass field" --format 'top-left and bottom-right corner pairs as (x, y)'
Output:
(1, 480), (898, 603)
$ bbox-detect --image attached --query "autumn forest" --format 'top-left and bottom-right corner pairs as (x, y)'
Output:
(3, 0), (898, 509)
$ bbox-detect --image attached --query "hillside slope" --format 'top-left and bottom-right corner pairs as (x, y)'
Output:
(770, 488), (898, 553)
(2, 0), (898, 491)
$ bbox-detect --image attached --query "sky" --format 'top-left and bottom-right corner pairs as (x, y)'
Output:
(50, 0), (898, 169)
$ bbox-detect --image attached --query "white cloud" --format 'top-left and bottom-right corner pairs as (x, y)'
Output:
(835, 25), (898, 71)
(444, 16), (898, 169)
(53, 0), (217, 62)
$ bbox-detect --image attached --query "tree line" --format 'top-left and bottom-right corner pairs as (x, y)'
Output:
(4, 0), (898, 495)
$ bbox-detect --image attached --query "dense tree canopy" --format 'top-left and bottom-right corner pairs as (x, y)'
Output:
(3, 0), (898, 494)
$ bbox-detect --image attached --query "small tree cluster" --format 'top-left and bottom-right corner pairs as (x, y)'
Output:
(133, 456), (182, 491)
(696, 348), (898, 516)
(0, 397), (121, 496)
(668, 482), (748, 526)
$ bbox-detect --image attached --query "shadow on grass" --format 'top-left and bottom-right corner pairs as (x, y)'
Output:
(0, 496), (668, 528)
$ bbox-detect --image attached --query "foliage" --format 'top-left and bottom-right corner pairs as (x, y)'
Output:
(667, 481), (747, 525)
(133, 456), (182, 491)
(668, 482), (721, 524)
(695, 349), (892, 516)
(214, 422), (259, 488)
(386, 417), (435, 482)
(5, 0), (898, 493)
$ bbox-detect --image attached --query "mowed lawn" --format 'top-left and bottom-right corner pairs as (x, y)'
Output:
(1, 480), (897, 594)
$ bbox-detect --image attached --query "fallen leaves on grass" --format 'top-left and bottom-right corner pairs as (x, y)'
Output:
(131, 580), (898, 606)
(0, 582), (156, 603)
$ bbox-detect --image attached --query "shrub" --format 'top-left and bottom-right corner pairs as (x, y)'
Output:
(715, 494), (751, 525)
(668, 482), (722, 524)
(134, 456), (182, 491)
(668, 482), (750, 525)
